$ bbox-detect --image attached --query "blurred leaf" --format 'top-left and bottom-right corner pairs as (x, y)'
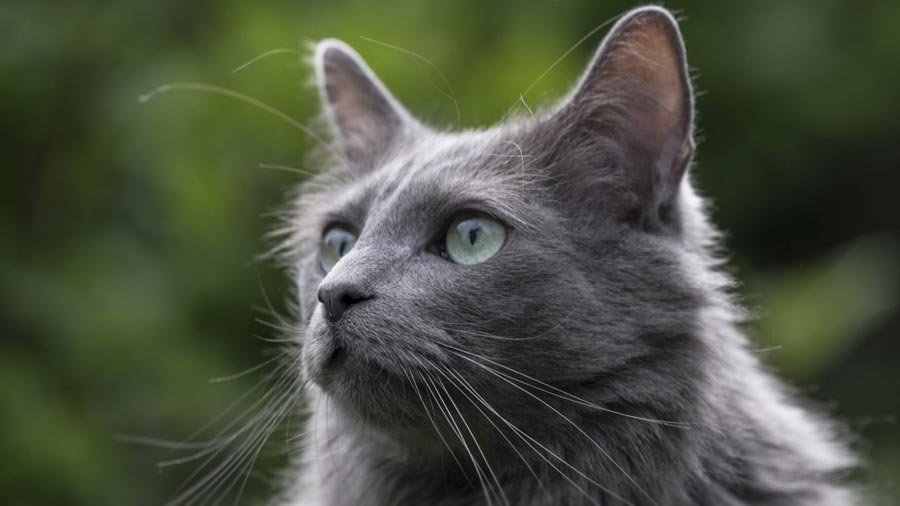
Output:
(749, 235), (900, 380)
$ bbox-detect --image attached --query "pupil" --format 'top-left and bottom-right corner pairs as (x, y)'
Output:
(338, 240), (347, 256)
(468, 226), (480, 246)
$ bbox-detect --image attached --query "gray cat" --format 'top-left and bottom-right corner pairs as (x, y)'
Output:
(274, 6), (858, 506)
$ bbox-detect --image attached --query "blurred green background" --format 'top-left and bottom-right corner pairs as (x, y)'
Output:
(2, 0), (899, 504)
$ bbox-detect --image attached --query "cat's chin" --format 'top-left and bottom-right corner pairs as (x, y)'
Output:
(302, 330), (431, 435)
(320, 376), (452, 453)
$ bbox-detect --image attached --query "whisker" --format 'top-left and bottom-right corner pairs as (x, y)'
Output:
(451, 351), (645, 506)
(164, 358), (300, 487)
(211, 374), (305, 502)
(443, 342), (691, 429)
(359, 35), (461, 129)
(209, 355), (281, 384)
(114, 435), (224, 451)
(518, 12), (621, 99)
(285, 427), (312, 443)
(449, 306), (578, 342)
(432, 369), (509, 506)
(324, 392), (341, 479)
(402, 367), (472, 486)
(258, 163), (318, 179)
(137, 82), (345, 162)
(441, 367), (601, 506)
(254, 272), (303, 335)
(160, 369), (294, 469)
(501, 140), (527, 202)
(519, 95), (535, 118)
(229, 378), (305, 505)
(421, 371), (494, 506)
(206, 385), (300, 505)
(439, 366), (546, 492)
(311, 392), (324, 477)
(254, 316), (300, 335)
(117, 365), (285, 459)
(232, 48), (301, 74)
(439, 310), (518, 329)
(252, 333), (298, 344)
(166, 371), (301, 505)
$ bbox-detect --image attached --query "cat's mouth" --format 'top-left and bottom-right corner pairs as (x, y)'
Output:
(302, 325), (441, 433)
(304, 323), (386, 393)
(303, 330), (351, 390)
(325, 343), (348, 370)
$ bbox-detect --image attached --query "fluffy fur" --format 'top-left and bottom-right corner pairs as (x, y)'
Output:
(273, 7), (857, 505)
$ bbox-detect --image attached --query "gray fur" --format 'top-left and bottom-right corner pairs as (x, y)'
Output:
(274, 6), (858, 506)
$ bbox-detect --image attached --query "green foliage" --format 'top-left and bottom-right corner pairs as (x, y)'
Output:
(2, 0), (899, 504)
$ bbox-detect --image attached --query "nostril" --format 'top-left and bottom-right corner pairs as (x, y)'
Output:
(335, 291), (371, 318)
(340, 293), (361, 307)
(318, 281), (372, 323)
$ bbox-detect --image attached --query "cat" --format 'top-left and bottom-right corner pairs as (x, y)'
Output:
(273, 6), (858, 505)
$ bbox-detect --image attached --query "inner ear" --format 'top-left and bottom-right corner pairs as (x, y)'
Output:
(551, 7), (695, 231)
(315, 39), (418, 168)
(587, 8), (692, 164)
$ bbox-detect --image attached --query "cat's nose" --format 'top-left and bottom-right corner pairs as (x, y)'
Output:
(317, 281), (372, 323)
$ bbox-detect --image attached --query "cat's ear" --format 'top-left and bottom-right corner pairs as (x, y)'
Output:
(315, 39), (418, 167)
(551, 7), (694, 230)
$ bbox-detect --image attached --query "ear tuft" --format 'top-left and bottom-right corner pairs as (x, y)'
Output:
(314, 39), (416, 168)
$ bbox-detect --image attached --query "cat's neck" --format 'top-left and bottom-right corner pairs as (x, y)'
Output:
(290, 395), (695, 506)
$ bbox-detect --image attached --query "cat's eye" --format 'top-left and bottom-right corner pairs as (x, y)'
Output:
(319, 226), (357, 273)
(444, 213), (507, 265)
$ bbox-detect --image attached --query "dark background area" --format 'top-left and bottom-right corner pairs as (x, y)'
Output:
(2, 0), (899, 504)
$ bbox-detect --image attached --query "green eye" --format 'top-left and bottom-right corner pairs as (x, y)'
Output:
(444, 213), (507, 265)
(319, 226), (357, 273)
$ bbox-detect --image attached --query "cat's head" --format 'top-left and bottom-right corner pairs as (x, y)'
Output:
(288, 6), (709, 451)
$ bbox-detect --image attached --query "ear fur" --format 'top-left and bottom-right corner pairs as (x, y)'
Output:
(314, 39), (419, 168)
(551, 6), (695, 231)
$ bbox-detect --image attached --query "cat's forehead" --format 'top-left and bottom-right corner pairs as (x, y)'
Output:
(379, 130), (518, 187)
(325, 129), (531, 228)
